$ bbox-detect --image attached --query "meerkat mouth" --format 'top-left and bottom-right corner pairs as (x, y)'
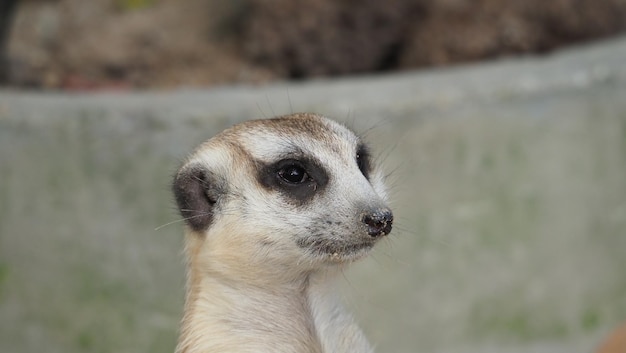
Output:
(326, 244), (374, 262)
(301, 237), (377, 262)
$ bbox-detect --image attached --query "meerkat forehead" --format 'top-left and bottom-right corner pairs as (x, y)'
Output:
(222, 113), (361, 163)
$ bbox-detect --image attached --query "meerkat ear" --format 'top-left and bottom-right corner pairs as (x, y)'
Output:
(172, 165), (223, 232)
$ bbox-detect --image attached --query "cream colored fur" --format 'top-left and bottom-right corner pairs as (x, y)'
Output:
(173, 114), (390, 353)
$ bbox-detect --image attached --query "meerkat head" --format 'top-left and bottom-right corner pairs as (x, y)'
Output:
(172, 113), (392, 277)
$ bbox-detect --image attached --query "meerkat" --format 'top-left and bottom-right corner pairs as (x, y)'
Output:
(172, 113), (393, 353)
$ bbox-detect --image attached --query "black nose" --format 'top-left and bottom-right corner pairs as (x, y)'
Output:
(362, 208), (393, 237)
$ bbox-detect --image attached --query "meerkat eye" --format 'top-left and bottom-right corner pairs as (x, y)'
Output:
(259, 158), (327, 203)
(278, 164), (309, 184)
(356, 143), (371, 179)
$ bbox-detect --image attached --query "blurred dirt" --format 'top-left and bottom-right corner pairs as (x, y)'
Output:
(5, 0), (626, 90)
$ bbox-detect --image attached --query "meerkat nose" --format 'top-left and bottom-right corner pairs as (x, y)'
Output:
(362, 208), (393, 237)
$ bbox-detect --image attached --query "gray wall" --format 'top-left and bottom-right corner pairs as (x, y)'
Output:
(1, 37), (626, 353)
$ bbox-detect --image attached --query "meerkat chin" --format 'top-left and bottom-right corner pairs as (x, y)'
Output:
(172, 113), (392, 353)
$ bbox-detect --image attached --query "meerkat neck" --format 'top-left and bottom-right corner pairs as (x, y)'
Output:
(176, 263), (373, 353)
(176, 264), (324, 353)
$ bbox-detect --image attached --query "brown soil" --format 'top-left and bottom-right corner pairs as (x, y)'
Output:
(5, 0), (626, 90)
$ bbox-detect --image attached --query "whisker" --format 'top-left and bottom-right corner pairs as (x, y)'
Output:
(286, 88), (294, 114)
(256, 102), (267, 119)
(154, 212), (213, 231)
(154, 218), (188, 231)
(357, 117), (394, 139)
(265, 93), (276, 117)
(374, 248), (413, 268)
(344, 109), (355, 129)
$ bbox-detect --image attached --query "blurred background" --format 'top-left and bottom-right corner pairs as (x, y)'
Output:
(1, 1), (626, 353)
(3, 0), (626, 89)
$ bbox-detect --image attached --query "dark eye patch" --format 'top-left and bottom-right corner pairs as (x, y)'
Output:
(356, 143), (372, 179)
(258, 157), (328, 205)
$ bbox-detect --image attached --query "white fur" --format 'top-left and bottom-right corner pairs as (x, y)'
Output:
(174, 114), (389, 353)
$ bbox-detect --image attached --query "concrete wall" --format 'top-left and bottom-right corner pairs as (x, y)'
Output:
(1, 37), (626, 353)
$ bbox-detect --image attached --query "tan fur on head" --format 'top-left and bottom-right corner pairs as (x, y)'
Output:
(172, 113), (393, 353)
